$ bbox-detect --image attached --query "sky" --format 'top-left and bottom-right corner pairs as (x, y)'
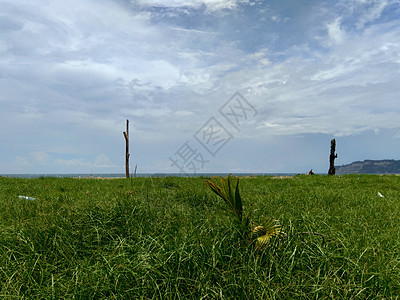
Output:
(1, 0), (400, 175)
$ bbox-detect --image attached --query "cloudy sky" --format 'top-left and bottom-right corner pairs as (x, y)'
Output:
(1, 0), (400, 175)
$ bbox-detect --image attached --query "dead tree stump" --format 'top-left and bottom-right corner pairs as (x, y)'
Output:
(328, 138), (337, 175)
(123, 120), (130, 178)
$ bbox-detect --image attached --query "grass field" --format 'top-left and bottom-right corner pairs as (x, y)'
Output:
(0, 174), (399, 299)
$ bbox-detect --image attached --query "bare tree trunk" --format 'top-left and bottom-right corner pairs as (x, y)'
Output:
(328, 138), (337, 175)
(123, 119), (130, 178)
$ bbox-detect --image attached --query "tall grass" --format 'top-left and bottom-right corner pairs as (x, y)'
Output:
(0, 175), (399, 298)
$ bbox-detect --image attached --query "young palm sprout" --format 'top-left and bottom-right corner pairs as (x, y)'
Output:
(205, 174), (282, 249)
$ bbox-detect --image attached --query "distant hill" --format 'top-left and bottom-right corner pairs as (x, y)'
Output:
(336, 159), (400, 174)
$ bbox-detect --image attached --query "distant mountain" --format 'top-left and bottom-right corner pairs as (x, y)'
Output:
(336, 159), (400, 174)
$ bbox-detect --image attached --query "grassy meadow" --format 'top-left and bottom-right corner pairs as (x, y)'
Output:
(0, 174), (399, 299)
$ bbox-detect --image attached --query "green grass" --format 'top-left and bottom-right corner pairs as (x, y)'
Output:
(0, 175), (399, 299)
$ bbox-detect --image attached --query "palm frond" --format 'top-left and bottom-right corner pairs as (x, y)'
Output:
(206, 175), (284, 251)
(205, 174), (243, 222)
(252, 217), (282, 249)
(234, 177), (243, 221)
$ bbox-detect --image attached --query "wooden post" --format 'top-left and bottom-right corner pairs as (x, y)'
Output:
(123, 119), (130, 178)
(328, 138), (337, 175)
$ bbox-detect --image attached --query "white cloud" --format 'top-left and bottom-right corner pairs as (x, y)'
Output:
(54, 158), (91, 168)
(15, 156), (29, 166)
(326, 18), (346, 45)
(132, 0), (249, 11)
(54, 154), (118, 170)
(355, 0), (389, 29)
(31, 151), (51, 165)
(94, 154), (117, 168)
(1, 0), (400, 174)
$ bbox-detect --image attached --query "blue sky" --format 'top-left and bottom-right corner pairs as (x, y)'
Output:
(1, 0), (400, 174)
